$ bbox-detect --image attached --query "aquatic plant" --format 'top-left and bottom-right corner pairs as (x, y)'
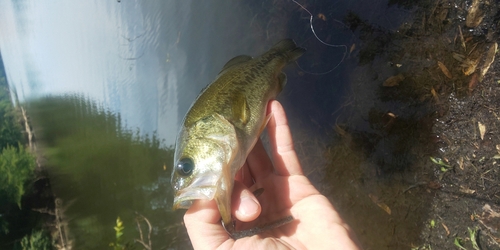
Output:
(0, 144), (36, 207)
(19, 230), (53, 250)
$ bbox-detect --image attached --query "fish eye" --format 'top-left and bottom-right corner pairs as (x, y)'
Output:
(176, 158), (194, 176)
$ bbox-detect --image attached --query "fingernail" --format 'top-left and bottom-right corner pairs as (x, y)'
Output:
(238, 194), (259, 217)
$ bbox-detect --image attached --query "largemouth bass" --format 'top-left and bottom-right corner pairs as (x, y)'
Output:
(171, 39), (305, 238)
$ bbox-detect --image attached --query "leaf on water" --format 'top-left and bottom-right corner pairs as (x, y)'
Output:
(442, 222), (450, 236)
(466, 0), (484, 28)
(482, 204), (500, 218)
(430, 157), (439, 164)
(431, 87), (439, 103)
(478, 121), (486, 140)
(437, 8), (449, 22)
(471, 212), (481, 221)
(459, 186), (476, 194)
(377, 202), (392, 215)
(386, 112), (396, 118)
(453, 53), (466, 62)
(479, 42), (497, 82)
(334, 124), (347, 137)
(454, 237), (467, 250)
(427, 181), (441, 190)
(383, 74), (405, 87)
(458, 156), (464, 170)
(430, 157), (451, 168)
(368, 194), (391, 215)
(462, 58), (479, 76)
(458, 25), (466, 50)
(437, 61), (452, 79)
(468, 72), (479, 93)
(468, 227), (480, 250)
(317, 13), (327, 21)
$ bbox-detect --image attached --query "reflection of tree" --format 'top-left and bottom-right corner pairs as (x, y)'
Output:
(0, 57), (51, 249)
(28, 95), (181, 249)
(0, 68), (23, 150)
(0, 145), (36, 207)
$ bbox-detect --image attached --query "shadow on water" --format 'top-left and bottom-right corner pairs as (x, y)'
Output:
(27, 95), (191, 249)
(235, 1), (440, 248)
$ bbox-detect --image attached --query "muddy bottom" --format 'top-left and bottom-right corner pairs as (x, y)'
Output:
(421, 68), (500, 249)
(316, 0), (500, 249)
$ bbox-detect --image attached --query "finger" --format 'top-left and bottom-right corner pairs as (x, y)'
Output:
(231, 180), (261, 222)
(184, 199), (231, 248)
(267, 100), (303, 176)
(246, 138), (274, 181)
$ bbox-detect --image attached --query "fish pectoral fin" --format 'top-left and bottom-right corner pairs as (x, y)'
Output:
(257, 113), (272, 135)
(232, 93), (250, 126)
(219, 55), (253, 73)
(215, 160), (235, 227)
(215, 184), (232, 226)
(278, 72), (287, 92)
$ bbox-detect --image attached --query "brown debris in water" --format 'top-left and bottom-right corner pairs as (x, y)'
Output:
(478, 121), (486, 140)
(466, 0), (485, 28)
(368, 194), (392, 215)
(468, 72), (479, 93)
(437, 61), (452, 79)
(479, 42), (498, 82)
(383, 74), (405, 87)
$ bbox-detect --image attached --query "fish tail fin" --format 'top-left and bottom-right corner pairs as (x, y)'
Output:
(271, 39), (306, 62)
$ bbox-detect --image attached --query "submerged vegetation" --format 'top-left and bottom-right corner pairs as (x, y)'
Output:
(19, 230), (53, 250)
(0, 53), (183, 248)
(0, 144), (36, 207)
(0, 74), (23, 150)
(27, 94), (184, 249)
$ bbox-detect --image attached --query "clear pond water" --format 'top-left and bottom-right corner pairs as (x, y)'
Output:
(0, 0), (430, 249)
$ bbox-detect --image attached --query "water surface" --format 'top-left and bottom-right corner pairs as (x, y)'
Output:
(0, 0), (430, 249)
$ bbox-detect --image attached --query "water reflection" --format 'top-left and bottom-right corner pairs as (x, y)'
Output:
(29, 95), (186, 248)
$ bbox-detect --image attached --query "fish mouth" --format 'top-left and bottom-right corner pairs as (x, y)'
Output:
(172, 186), (216, 210)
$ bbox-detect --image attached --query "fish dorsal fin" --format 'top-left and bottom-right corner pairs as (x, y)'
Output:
(220, 55), (252, 73)
(231, 93), (250, 126)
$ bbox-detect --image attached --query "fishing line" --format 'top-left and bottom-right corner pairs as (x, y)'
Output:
(291, 0), (349, 75)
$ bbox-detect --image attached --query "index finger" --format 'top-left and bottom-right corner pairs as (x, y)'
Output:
(266, 100), (303, 176)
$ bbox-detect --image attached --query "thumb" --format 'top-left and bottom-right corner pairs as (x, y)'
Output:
(232, 180), (261, 222)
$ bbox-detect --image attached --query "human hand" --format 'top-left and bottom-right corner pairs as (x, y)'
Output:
(184, 100), (360, 250)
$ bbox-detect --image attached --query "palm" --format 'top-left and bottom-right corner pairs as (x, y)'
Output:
(228, 174), (323, 249)
(184, 101), (359, 250)
(229, 144), (349, 249)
